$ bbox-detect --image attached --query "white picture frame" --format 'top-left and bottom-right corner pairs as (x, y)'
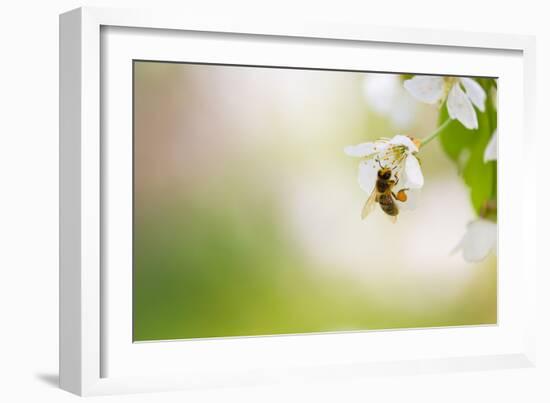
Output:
(59, 6), (537, 396)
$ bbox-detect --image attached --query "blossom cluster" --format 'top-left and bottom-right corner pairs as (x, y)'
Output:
(346, 74), (497, 262)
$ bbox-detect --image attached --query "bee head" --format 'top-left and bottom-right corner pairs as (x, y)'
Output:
(378, 168), (392, 180)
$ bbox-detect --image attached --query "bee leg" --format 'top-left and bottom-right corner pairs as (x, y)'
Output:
(393, 189), (409, 203)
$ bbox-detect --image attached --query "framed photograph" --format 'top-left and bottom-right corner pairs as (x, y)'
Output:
(59, 7), (537, 396)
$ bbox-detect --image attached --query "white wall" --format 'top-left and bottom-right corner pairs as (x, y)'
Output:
(1, 1), (548, 402)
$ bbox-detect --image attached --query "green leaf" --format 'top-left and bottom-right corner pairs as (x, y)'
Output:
(436, 78), (497, 216)
(438, 107), (480, 163)
(462, 110), (495, 214)
(476, 77), (496, 93)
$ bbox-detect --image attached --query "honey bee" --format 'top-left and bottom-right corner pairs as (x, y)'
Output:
(362, 166), (409, 223)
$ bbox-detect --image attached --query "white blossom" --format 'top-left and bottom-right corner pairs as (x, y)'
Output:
(484, 129), (498, 162)
(345, 134), (424, 196)
(452, 219), (497, 262)
(404, 76), (486, 130)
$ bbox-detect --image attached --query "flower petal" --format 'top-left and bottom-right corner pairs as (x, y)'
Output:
(358, 160), (378, 193)
(344, 142), (377, 157)
(460, 78), (486, 112)
(484, 129), (498, 162)
(389, 134), (418, 152)
(453, 219), (497, 262)
(447, 83), (478, 130)
(403, 155), (424, 189)
(403, 76), (444, 104)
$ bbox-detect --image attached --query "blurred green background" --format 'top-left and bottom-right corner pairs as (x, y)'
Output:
(133, 62), (496, 341)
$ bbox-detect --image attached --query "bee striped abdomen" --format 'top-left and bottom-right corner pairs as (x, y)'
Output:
(378, 194), (399, 216)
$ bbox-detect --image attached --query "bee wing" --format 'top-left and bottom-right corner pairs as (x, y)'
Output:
(361, 190), (378, 220)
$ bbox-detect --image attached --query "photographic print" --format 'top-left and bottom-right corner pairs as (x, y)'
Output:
(133, 61), (497, 342)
